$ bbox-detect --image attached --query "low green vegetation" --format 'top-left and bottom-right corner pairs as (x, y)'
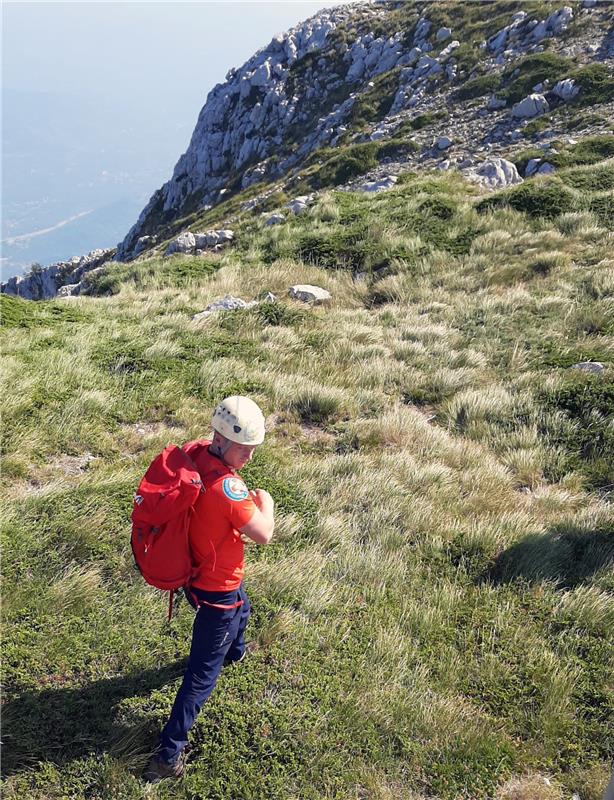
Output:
(455, 73), (500, 100)
(395, 110), (449, 135)
(501, 52), (575, 104)
(346, 68), (402, 130)
(476, 177), (579, 219)
(2, 54), (614, 800)
(571, 62), (614, 107)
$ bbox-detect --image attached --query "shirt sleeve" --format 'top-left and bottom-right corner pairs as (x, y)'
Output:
(214, 476), (257, 531)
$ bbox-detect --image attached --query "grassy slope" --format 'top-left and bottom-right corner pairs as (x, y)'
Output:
(2, 155), (614, 800)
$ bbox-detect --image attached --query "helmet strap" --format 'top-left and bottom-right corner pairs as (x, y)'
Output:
(210, 432), (234, 466)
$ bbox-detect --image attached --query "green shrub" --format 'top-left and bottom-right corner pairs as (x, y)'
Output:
(568, 112), (606, 131)
(501, 53), (575, 104)
(314, 143), (380, 189)
(0, 295), (88, 328)
(347, 68), (402, 129)
(476, 178), (578, 220)
(539, 373), (614, 491)
(377, 138), (419, 160)
(558, 160), (614, 192)
(395, 111), (448, 135)
(523, 115), (553, 137)
(288, 389), (343, 425)
(255, 301), (304, 327)
(589, 193), (614, 229)
(516, 137), (614, 176)
(571, 63), (614, 107)
(455, 74), (500, 101)
(417, 196), (457, 221)
(560, 135), (614, 166)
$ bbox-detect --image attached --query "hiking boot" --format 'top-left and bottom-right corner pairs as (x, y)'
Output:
(143, 754), (184, 784)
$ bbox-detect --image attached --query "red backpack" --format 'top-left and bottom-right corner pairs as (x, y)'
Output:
(131, 440), (210, 619)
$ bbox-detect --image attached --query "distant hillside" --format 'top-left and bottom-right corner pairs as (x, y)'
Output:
(115, 0), (613, 260)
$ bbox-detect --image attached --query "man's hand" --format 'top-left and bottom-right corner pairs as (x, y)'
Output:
(251, 488), (274, 511)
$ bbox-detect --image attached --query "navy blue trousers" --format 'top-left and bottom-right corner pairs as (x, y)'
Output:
(157, 583), (250, 764)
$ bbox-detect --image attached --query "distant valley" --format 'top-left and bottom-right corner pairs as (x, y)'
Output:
(1, 89), (193, 278)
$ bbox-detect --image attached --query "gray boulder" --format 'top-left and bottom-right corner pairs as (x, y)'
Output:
(192, 294), (257, 321)
(266, 213), (285, 226)
(286, 196), (311, 215)
(552, 78), (579, 101)
(570, 361), (604, 374)
(356, 175), (398, 193)
(165, 231), (196, 256)
(193, 229), (235, 249)
(56, 283), (81, 298)
(195, 232), (218, 249)
(525, 158), (542, 177)
(436, 136), (453, 150)
(288, 284), (331, 304)
(467, 158), (523, 189)
(487, 96), (507, 111)
(512, 93), (549, 118)
(436, 27), (452, 42)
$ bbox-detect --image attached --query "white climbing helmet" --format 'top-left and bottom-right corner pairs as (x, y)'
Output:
(211, 396), (265, 445)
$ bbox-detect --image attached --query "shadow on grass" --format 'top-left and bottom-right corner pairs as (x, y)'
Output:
(1, 659), (186, 777)
(486, 520), (614, 588)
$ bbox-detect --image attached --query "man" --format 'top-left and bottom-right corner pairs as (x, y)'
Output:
(145, 395), (275, 783)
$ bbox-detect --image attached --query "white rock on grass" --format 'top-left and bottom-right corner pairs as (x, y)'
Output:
(286, 196), (311, 214)
(165, 231), (196, 256)
(195, 232), (218, 248)
(195, 229), (235, 248)
(288, 284), (331, 304)
(192, 294), (257, 321)
(467, 158), (523, 189)
(356, 175), (398, 193)
(552, 78), (579, 101)
(512, 93), (549, 118)
(266, 213), (285, 225)
(570, 361), (604, 373)
(56, 283), (81, 298)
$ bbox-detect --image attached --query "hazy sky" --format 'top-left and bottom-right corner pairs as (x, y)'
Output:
(2, 1), (350, 275)
(3, 2), (349, 109)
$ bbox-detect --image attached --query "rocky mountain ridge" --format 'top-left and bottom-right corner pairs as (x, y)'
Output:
(3, 0), (613, 300)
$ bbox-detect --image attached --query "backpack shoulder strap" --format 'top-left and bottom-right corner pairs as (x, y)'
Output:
(182, 440), (228, 489)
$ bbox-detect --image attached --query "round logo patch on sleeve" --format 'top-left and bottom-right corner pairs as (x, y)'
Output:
(222, 477), (250, 502)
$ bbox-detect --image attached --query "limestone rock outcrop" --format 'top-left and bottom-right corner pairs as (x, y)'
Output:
(1, 248), (115, 300)
(466, 158), (523, 189)
(512, 94), (550, 118)
(288, 284), (331, 304)
(192, 294), (257, 321)
(164, 229), (234, 257)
